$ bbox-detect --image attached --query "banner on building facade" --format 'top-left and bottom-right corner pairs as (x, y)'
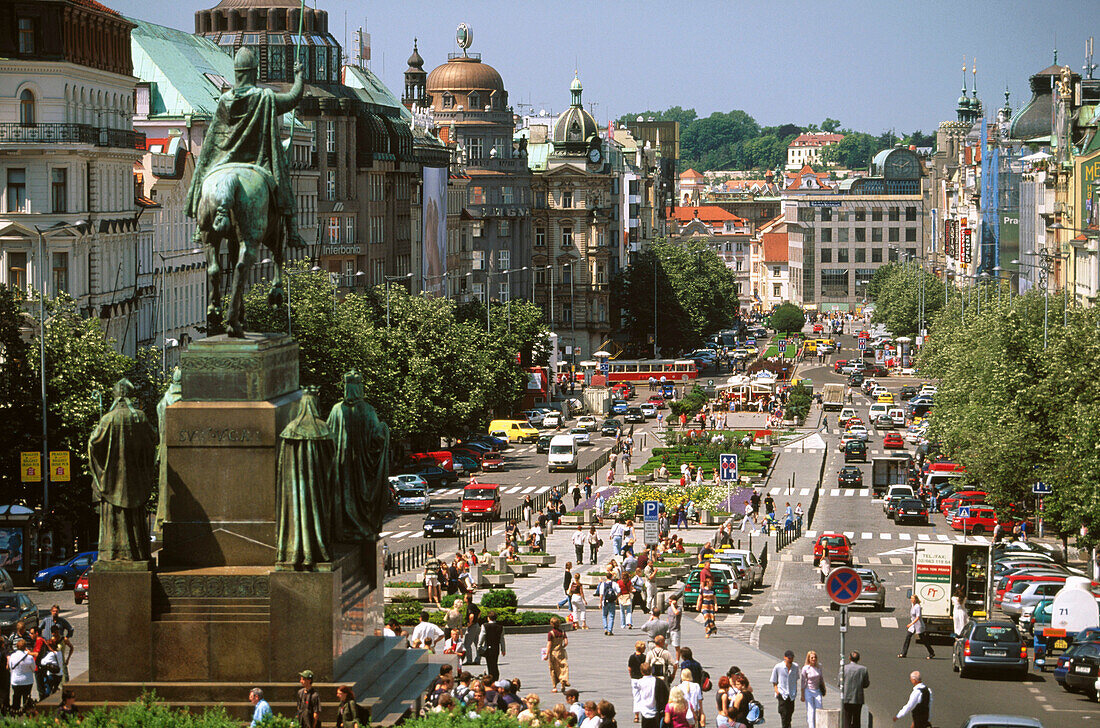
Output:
(421, 167), (448, 296)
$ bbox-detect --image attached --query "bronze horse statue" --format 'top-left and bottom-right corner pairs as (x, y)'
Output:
(194, 163), (294, 337)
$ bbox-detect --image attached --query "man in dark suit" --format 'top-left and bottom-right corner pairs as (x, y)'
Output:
(840, 651), (870, 728)
(477, 611), (506, 681)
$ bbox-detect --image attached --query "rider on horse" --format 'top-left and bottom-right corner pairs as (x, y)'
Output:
(185, 47), (306, 249)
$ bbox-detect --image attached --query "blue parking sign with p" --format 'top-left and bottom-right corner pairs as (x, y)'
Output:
(643, 500), (660, 521)
(720, 453), (739, 482)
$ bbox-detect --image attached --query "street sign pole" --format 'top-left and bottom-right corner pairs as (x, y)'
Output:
(839, 604), (848, 699)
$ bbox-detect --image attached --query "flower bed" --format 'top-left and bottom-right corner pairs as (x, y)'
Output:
(384, 590), (554, 628)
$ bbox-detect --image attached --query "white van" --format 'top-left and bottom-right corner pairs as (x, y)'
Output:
(547, 434), (579, 472)
(868, 403), (890, 420)
(888, 407), (907, 427)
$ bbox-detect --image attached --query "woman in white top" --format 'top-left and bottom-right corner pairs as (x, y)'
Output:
(952, 587), (968, 638)
(679, 668), (705, 727)
(569, 574), (588, 629)
(898, 594), (935, 658)
(8, 639), (35, 710)
(799, 650), (824, 728)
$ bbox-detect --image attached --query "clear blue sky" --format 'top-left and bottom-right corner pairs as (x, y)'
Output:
(110, 0), (1097, 135)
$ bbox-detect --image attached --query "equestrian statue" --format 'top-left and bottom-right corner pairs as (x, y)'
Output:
(185, 47), (306, 337)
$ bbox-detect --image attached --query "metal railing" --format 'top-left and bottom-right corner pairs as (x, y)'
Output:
(384, 542), (434, 579)
(458, 520), (493, 551)
(775, 521), (802, 551)
(0, 123), (144, 149)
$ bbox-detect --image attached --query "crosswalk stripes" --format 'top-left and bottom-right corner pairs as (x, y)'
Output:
(881, 616), (899, 629)
(798, 531), (985, 545)
(786, 615), (804, 626)
(819, 616), (835, 626)
(849, 616), (866, 627)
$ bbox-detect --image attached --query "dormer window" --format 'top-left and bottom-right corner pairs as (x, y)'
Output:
(18, 18), (34, 54)
(442, 93), (454, 109)
(468, 92), (480, 109)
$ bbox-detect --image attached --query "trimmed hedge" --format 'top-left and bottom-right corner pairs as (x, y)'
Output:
(0, 693), (296, 727)
(480, 589), (518, 609)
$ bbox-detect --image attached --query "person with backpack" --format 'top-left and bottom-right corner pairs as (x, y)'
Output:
(597, 573), (620, 635)
(729, 674), (762, 728)
(646, 635), (675, 686)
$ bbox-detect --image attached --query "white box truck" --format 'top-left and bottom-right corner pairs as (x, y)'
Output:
(911, 542), (992, 638)
(822, 383), (845, 411)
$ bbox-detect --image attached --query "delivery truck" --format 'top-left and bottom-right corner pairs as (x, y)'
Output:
(871, 456), (910, 497)
(822, 383), (845, 411)
(911, 542), (992, 639)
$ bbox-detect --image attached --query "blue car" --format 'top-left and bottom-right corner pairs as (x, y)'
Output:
(611, 399), (629, 415)
(34, 551), (97, 591)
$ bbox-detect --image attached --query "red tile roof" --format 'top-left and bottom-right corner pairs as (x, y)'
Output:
(789, 133), (845, 147)
(679, 168), (704, 180)
(761, 232), (788, 263)
(666, 206), (747, 225)
(73, 0), (122, 16)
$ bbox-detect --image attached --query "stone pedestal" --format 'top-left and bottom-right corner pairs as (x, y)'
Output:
(76, 335), (420, 723)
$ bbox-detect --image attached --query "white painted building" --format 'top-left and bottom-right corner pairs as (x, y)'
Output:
(0, 1), (144, 355)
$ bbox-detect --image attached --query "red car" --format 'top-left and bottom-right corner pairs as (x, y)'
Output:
(940, 490), (987, 516)
(74, 567), (90, 605)
(882, 432), (905, 449)
(646, 395), (667, 409)
(833, 359), (852, 373)
(813, 323), (824, 334)
(812, 533), (853, 566)
(480, 452), (505, 471)
(950, 505), (1017, 534)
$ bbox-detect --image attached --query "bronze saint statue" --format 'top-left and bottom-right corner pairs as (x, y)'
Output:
(276, 390), (335, 570)
(87, 379), (157, 562)
(154, 366), (182, 538)
(186, 47), (306, 337)
(326, 370), (391, 541)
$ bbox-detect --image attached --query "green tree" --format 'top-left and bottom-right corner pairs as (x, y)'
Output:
(0, 286), (159, 544)
(241, 268), (547, 446)
(612, 240), (739, 356)
(767, 302), (805, 334)
(867, 263), (946, 337)
(821, 118), (842, 133)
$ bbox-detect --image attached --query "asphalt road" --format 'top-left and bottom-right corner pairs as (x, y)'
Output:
(377, 398), (664, 558)
(747, 330), (1095, 726)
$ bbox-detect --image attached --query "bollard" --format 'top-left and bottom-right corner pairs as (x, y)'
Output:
(813, 708), (841, 728)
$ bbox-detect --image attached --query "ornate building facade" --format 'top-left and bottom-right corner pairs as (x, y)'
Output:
(0, 0), (146, 354)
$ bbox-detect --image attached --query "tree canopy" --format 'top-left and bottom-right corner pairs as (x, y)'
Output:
(0, 285), (159, 545)
(611, 240), (739, 356)
(767, 302), (805, 334)
(867, 263), (946, 337)
(617, 109), (936, 173)
(241, 266), (548, 448)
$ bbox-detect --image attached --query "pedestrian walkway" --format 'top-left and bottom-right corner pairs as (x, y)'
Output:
(483, 605), (843, 720)
(800, 530), (989, 544)
(704, 613), (901, 630)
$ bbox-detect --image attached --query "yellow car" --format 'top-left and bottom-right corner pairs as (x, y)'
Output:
(877, 393), (895, 404)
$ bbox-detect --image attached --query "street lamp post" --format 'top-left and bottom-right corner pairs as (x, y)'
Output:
(33, 220), (88, 515)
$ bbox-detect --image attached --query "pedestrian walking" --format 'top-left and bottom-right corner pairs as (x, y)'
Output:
(610, 519), (627, 555)
(7, 639), (33, 711)
(546, 617), (570, 692)
(560, 561), (575, 609)
(569, 574), (588, 629)
(728, 674), (755, 728)
(618, 571), (636, 629)
(892, 671), (931, 728)
(665, 687), (692, 728)
(249, 687), (273, 727)
(636, 662), (665, 728)
(571, 526), (587, 564)
(795, 503), (804, 529)
(629, 640), (648, 722)
(715, 675), (732, 728)
(584, 477), (594, 500)
(572, 484), (582, 509)
(897, 595), (935, 659)
(588, 526), (601, 564)
(840, 651), (869, 728)
(597, 572), (620, 635)
(770, 650), (798, 728)
(667, 596), (683, 662)
(641, 607), (670, 647)
(679, 668), (704, 728)
(477, 611), (506, 681)
(799, 651), (824, 728)
(523, 496), (533, 527)
(296, 670), (321, 728)
(646, 634), (676, 686)
(335, 686), (363, 728)
(697, 576), (717, 638)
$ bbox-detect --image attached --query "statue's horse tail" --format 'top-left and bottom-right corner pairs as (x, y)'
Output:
(208, 172), (240, 234)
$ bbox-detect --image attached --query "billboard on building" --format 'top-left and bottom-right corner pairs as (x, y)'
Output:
(421, 167), (448, 295)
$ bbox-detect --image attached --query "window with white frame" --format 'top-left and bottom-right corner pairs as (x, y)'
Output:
(535, 226), (546, 246)
(327, 171), (336, 200)
(498, 220), (510, 237)
(328, 216), (339, 242)
(345, 217), (354, 243)
(473, 250), (485, 270)
(561, 189), (573, 208)
(561, 225), (573, 247)
(497, 250), (509, 270)
(498, 281), (508, 301)
(326, 121), (335, 152)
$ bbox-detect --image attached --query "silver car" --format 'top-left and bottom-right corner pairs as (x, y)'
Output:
(829, 567), (886, 610)
(1001, 579), (1066, 620)
(716, 550), (764, 588)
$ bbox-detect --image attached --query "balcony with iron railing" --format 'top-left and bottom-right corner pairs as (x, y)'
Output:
(0, 123), (145, 150)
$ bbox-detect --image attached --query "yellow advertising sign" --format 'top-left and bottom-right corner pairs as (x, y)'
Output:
(20, 452), (41, 483)
(49, 451), (70, 482)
